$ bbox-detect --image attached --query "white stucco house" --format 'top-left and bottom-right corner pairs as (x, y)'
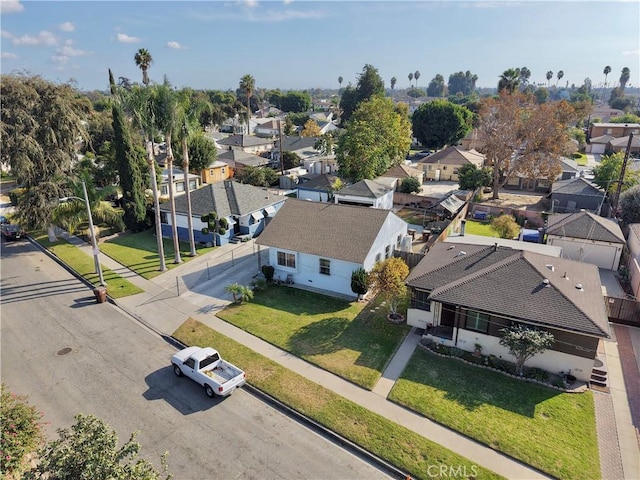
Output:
(255, 199), (409, 297)
(159, 168), (201, 199)
(158, 180), (286, 246)
(333, 178), (396, 210)
(545, 211), (625, 270)
(406, 242), (610, 382)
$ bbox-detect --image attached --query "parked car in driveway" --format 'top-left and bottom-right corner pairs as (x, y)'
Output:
(0, 215), (9, 225)
(1, 224), (23, 240)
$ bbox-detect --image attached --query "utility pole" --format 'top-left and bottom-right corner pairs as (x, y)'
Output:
(611, 132), (634, 216)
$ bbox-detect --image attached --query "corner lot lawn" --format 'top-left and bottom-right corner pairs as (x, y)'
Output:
(389, 348), (600, 480)
(217, 286), (410, 389)
(100, 230), (215, 280)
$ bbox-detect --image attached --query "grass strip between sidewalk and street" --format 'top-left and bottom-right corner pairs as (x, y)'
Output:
(33, 233), (143, 299)
(173, 318), (504, 480)
(217, 286), (410, 390)
(389, 347), (600, 480)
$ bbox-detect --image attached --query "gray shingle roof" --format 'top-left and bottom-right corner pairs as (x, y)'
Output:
(551, 177), (605, 196)
(296, 174), (340, 191)
(546, 211), (625, 243)
(217, 149), (270, 167)
(159, 180), (284, 217)
(416, 146), (485, 166)
(255, 199), (400, 263)
(407, 242), (610, 337)
(217, 134), (273, 148)
(335, 179), (393, 199)
(275, 136), (320, 152)
(381, 163), (423, 179)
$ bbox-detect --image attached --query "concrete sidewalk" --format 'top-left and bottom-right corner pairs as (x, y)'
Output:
(57, 231), (640, 479)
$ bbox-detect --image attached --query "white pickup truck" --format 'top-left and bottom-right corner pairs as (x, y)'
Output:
(172, 346), (246, 397)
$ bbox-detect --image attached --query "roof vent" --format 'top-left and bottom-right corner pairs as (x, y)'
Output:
(546, 264), (555, 272)
(562, 272), (568, 279)
(575, 283), (583, 291)
(455, 251), (467, 257)
(543, 279), (550, 286)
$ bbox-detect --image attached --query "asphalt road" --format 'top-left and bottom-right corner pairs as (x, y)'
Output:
(0, 238), (389, 480)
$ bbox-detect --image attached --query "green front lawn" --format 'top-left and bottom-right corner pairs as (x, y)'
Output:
(389, 348), (599, 480)
(33, 234), (143, 298)
(464, 219), (498, 237)
(101, 230), (215, 279)
(217, 286), (410, 389)
(173, 319), (503, 480)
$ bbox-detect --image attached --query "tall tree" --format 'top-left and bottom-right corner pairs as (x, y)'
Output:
(411, 100), (474, 149)
(414, 70), (421, 88)
(498, 68), (521, 94)
(546, 71), (553, 87)
(408, 72), (414, 88)
(478, 91), (576, 199)
(336, 96), (411, 181)
(339, 64), (385, 124)
(448, 71), (477, 96)
(123, 84), (166, 271)
(602, 65), (612, 102)
(301, 119), (322, 137)
(174, 88), (211, 256)
(619, 67), (631, 92)
(338, 76), (343, 92)
(134, 48), (153, 86)
(0, 74), (90, 230)
(153, 79), (182, 264)
(592, 152), (640, 195)
(109, 69), (147, 231)
(427, 74), (446, 97)
(619, 185), (640, 225)
(390, 76), (397, 91)
(239, 74), (255, 135)
(518, 66), (531, 89)
(556, 70), (564, 87)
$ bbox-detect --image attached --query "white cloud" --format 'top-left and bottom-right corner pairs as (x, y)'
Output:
(0, 0), (24, 14)
(1, 52), (18, 59)
(1, 30), (13, 38)
(12, 30), (57, 46)
(58, 45), (89, 57)
(59, 22), (75, 32)
(166, 41), (184, 49)
(51, 54), (69, 65)
(283, 0), (294, 4)
(622, 49), (640, 56)
(241, 0), (258, 7)
(116, 33), (141, 43)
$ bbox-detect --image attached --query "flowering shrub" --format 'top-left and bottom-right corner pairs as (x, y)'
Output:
(0, 384), (44, 476)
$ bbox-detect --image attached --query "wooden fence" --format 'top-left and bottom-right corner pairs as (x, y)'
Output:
(605, 296), (640, 326)
(394, 250), (425, 269)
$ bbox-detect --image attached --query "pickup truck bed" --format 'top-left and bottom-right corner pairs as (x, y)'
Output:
(172, 346), (246, 397)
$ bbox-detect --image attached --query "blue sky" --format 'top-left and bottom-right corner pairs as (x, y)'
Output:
(1, 0), (639, 93)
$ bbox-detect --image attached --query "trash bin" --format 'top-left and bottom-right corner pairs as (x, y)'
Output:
(93, 286), (107, 303)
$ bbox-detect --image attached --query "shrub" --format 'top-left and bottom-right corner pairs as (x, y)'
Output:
(250, 278), (267, 291)
(0, 384), (44, 476)
(527, 367), (549, 382)
(261, 265), (275, 281)
(8, 188), (26, 206)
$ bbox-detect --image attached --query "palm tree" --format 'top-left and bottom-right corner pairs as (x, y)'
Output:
(239, 74), (255, 136)
(414, 70), (421, 88)
(338, 76), (343, 93)
(518, 66), (531, 88)
(602, 65), (611, 102)
(175, 89), (212, 256)
(121, 84), (167, 272)
(555, 70), (564, 87)
(498, 68), (520, 94)
(619, 67), (630, 92)
(408, 72), (413, 88)
(134, 48), (153, 86)
(52, 173), (124, 238)
(153, 78), (183, 264)
(546, 71), (553, 87)
(390, 77), (397, 91)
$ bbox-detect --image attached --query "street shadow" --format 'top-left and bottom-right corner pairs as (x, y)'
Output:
(70, 296), (98, 308)
(142, 366), (228, 415)
(0, 278), (87, 305)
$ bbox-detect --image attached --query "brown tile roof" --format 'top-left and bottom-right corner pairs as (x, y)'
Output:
(381, 163), (423, 179)
(255, 199), (400, 263)
(407, 242), (610, 337)
(546, 211), (625, 243)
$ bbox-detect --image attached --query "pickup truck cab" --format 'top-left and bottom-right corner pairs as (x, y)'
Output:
(172, 346), (246, 397)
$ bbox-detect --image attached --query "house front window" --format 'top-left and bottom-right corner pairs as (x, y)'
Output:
(176, 182), (185, 192)
(161, 186), (168, 196)
(209, 169), (214, 176)
(375, 253), (382, 263)
(319, 258), (330, 275)
(189, 180), (197, 190)
(277, 251), (296, 269)
(160, 212), (168, 224)
(397, 235), (402, 248)
(410, 289), (431, 311)
(385, 245), (391, 258)
(538, 179), (550, 187)
(464, 310), (490, 333)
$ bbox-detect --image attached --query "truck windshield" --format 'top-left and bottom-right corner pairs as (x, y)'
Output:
(200, 353), (220, 369)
